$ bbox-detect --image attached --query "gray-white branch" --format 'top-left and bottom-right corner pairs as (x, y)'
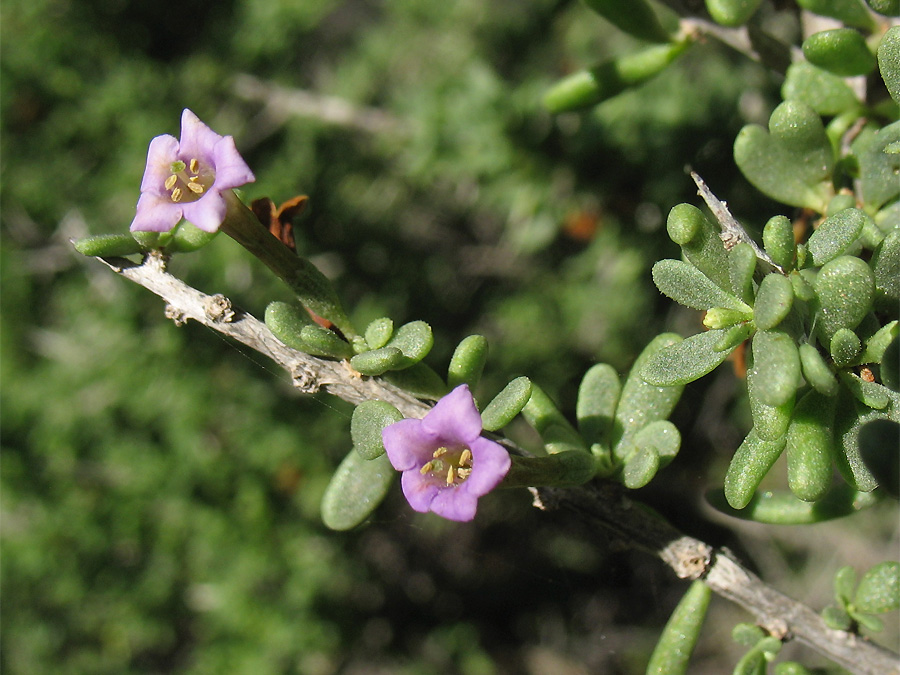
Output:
(91, 252), (899, 675)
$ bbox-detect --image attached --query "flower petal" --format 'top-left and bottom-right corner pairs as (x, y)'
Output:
(182, 191), (228, 233)
(211, 136), (256, 189)
(382, 418), (437, 471)
(140, 135), (179, 195)
(421, 384), (482, 443)
(130, 193), (182, 232)
(177, 109), (223, 162)
(429, 489), (478, 522)
(462, 437), (511, 496)
(400, 470), (441, 513)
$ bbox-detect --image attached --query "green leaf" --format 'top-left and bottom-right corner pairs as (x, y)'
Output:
(750, 330), (801, 408)
(321, 451), (394, 531)
(868, 0), (900, 16)
(652, 259), (749, 311)
(622, 445), (660, 488)
(382, 363), (448, 400)
(707, 483), (879, 524)
(803, 29), (877, 77)
(645, 580), (712, 675)
(349, 347), (406, 376)
(782, 61), (861, 116)
(796, 0), (877, 29)
(799, 343), (839, 397)
(835, 387), (899, 491)
(384, 320), (434, 368)
(364, 317), (393, 350)
(870, 230), (900, 313)
(814, 255), (876, 342)
(268, 301), (353, 359)
(704, 0), (763, 26)
(72, 233), (145, 257)
(729, 242), (758, 304)
(861, 321), (898, 364)
(786, 390), (836, 502)
(774, 662), (814, 675)
(753, 273), (794, 331)
(879, 26), (900, 105)
(834, 565), (857, 604)
(732, 623), (765, 647)
(839, 371), (891, 409)
(725, 429), (787, 509)
(351, 401), (404, 460)
(634, 420), (680, 467)
(614, 333), (685, 452)
(576, 364), (620, 445)
(641, 328), (734, 386)
(852, 121), (900, 211)
(734, 100), (834, 210)
(821, 605), (853, 630)
(544, 41), (691, 112)
(666, 204), (733, 291)
(763, 215), (796, 272)
(168, 221), (218, 252)
(733, 649), (767, 675)
(522, 384), (586, 453)
(297, 324), (355, 359)
(852, 612), (884, 632)
(859, 420), (900, 498)
(715, 322), (754, 353)
(807, 208), (868, 266)
(855, 561), (900, 613)
(447, 334), (489, 390)
(830, 328), (862, 368)
(481, 376), (533, 432)
(581, 0), (673, 43)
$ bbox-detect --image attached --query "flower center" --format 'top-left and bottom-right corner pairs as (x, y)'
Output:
(165, 158), (215, 204)
(420, 445), (473, 487)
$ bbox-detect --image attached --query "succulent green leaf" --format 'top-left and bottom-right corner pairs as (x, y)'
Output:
(447, 334), (489, 390)
(544, 41), (691, 113)
(733, 649), (767, 675)
(852, 121), (900, 211)
(481, 376), (533, 432)
(814, 255), (876, 342)
(522, 384), (586, 453)
(321, 451), (394, 531)
(704, 0), (763, 26)
(715, 322), (754, 353)
(505, 451), (597, 488)
(351, 401), (404, 460)
(72, 233), (146, 257)
(645, 580), (712, 675)
(852, 612), (885, 632)
(796, 0), (877, 29)
(298, 324), (355, 359)
(732, 623), (766, 647)
(577, 364), (621, 445)
(168, 222), (219, 252)
(763, 216), (796, 272)
(707, 483), (879, 524)
(350, 347), (406, 376)
(653, 260), (750, 312)
(666, 204), (733, 291)
(862, 321), (898, 364)
(870, 230), (900, 313)
(830, 328), (862, 367)
(753, 273), (794, 331)
(835, 387), (899, 491)
(750, 330), (801, 408)
(634, 420), (680, 467)
(724, 429), (787, 509)
(384, 320), (434, 368)
(868, 0), (900, 16)
(879, 26), (900, 105)
(790, 269), (817, 302)
(840, 372), (891, 409)
(835, 565), (858, 604)
(382, 363), (449, 400)
(822, 605), (854, 630)
(782, 62), (861, 116)
(774, 662), (814, 675)
(802, 29), (877, 77)
(855, 561), (900, 614)
(615, 333), (685, 452)
(581, 0), (672, 43)
(799, 343), (839, 397)
(622, 445), (660, 489)
(859, 420), (900, 498)
(786, 390), (836, 501)
(734, 100), (834, 211)
(364, 318), (393, 350)
(807, 208), (868, 266)
(748, 356), (795, 441)
(641, 328), (734, 387)
(728, 242), (758, 304)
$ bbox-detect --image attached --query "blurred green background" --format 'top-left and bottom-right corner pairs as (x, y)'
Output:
(3, 0), (896, 673)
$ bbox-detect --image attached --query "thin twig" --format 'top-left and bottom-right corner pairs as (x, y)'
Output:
(90, 252), (899, 675)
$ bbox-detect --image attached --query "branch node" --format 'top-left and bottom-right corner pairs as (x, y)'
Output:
(290, 363), (320, 394)
(203, 294), (235, 323)
(164, 304), (189, 326)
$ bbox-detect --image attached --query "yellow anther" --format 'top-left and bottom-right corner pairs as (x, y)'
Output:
(186, 182), (204, 194)
(459, 449), (472, 466)
(457, 468), (472, 479)
(171, 187), (183, 202)
(164, 174), (178, 190)
(433, 447), (447, 458)
(189, 158), (199, 173)
(446, 466), (455, 485)
(420, 461), (434, 475)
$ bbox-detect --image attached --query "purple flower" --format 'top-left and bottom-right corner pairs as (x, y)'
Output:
(382, 385), (511, 522)
(130, 109), (255, 233)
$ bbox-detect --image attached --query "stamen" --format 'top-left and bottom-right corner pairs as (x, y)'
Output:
(420, 461), (434, 475)
(164, 174), (178, 190)
(189, 158), (199, 173)
(446, 466), (455, 485)
(457, 468), (472, 479)
(186, 182), (204, 194)
(171, 187), (183, 202)
(170, 160), (186, 173)
(459, 449), (472, 466)
(433, 447), (447, 458)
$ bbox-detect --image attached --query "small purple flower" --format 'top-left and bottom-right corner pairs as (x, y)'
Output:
(382, 385), (511, 522)
(130, 109), (255, 233)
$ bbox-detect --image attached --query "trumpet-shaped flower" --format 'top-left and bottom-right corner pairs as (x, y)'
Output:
(130, 109), (255, 233)
(382, 385), (511, 521)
